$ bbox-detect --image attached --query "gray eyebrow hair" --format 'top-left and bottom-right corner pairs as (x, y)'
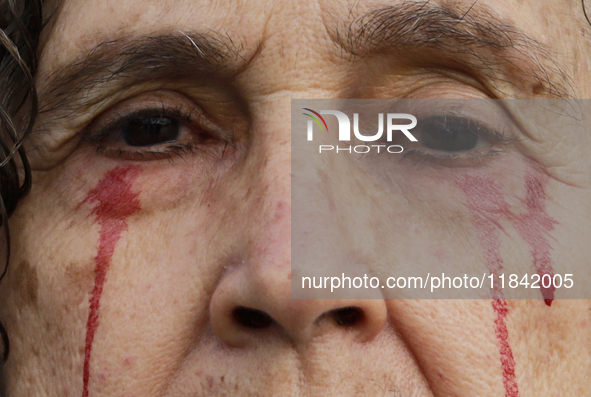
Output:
(38, 31), (245, 114)
(341, 1), (573, 98)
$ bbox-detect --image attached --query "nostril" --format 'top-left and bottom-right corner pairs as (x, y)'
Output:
(232, 306), (274, 329)
(331, 306), (364, 327)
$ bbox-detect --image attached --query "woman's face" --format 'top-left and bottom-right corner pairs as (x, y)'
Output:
(1, 0), (591, 395)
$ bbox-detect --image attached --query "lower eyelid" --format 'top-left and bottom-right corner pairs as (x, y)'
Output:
(95, 142), (199, 162)
(399, 146), (505, 168)
(91, 122), (230, 162)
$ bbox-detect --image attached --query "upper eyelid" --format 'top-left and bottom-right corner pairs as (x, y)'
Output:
(351, 112), (515, 147)
(402, 100), (519, 141)
(72, 88), (203, 129)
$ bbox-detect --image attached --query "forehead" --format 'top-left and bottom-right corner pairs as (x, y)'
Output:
(37, 0), (583, 98)
(38, 0), (575, 64)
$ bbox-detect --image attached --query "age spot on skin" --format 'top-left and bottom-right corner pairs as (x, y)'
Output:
(13, 260), (39, 308)
(80, 166), (142, 397)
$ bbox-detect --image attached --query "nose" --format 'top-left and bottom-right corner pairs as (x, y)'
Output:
(209, 257), (388, 347)
(209, 194), (387, 347)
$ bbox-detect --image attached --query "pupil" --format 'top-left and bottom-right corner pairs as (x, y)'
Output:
(419, 115), (480, 152)
(122, 116), (180, 147)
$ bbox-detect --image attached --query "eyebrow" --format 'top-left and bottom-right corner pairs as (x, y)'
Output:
(38, 31), (245, 114)
(342, 1), (573, 98)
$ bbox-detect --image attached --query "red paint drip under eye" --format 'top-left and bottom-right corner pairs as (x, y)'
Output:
(511, 171), (557, 306)
(492, 299), (519, 397)
(81, 166), (142, 397)
(458, 169), (558, 395)
(457, 176), (519, 397)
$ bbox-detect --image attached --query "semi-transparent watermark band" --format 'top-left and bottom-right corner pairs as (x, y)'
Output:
(291, 99), (591, 300)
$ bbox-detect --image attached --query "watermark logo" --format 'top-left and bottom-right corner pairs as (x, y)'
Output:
(302, 108), (329, 140)
(302, 108), (418, 153)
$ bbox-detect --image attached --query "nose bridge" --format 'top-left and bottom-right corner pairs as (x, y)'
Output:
(246, 95), (352, 291)
(244, 104), (292, 272)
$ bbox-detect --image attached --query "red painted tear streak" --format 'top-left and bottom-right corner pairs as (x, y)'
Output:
(458, 169), (558, 304)
(457, 176), (519, 397)
(492, 299), (519, 397)
(81, 166), (142, 397)
(512, 171), (557, 306)
(457, 176), (507, 298)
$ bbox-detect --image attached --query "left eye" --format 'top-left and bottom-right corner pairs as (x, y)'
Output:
(413, 115), (486, 152)
(120, 116), (180, 147)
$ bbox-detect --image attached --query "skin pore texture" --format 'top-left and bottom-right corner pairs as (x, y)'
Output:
(0, 0), (591, 396)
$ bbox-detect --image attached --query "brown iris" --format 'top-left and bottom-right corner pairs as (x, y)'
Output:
(122, 116), (180, 147)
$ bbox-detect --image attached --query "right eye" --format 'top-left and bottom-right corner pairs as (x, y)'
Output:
(84, 105), (202, 161)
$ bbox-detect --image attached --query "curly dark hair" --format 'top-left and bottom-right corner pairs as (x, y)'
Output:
(0, 0), (43, 375)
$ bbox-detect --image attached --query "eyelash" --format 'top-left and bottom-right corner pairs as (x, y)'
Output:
(95, 143), (197, 161)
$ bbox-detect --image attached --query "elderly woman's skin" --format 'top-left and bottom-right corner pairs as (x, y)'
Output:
(1, 0), (590, 395)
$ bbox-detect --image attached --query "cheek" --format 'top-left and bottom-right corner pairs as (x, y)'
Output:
(354, 150), (528, 244)
(0, 203), (98, 387)
(8, 140), (246, 308)
(3, 161), (238, 394)
(384, 300), (507, 396)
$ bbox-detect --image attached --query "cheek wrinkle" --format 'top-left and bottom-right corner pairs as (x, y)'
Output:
(80, 166), (142, 397)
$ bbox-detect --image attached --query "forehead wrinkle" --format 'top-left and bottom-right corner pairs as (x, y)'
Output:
(340, 0), (574, 98)
(230, 0), (350, 96)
